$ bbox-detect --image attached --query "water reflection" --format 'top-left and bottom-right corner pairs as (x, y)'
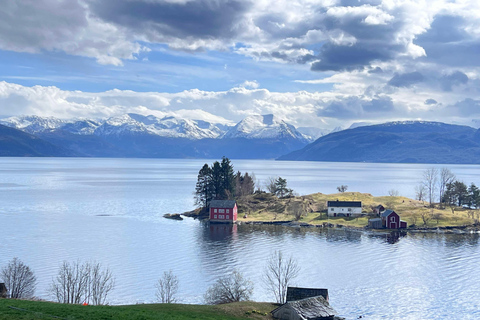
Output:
(205, 223), (238, 242)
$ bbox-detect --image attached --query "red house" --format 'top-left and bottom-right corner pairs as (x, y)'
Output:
(381, 209), (407, 229)
(209, 200), (237, 223)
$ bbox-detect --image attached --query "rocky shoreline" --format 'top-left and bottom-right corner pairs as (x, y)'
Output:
(178, 210), (480, 234)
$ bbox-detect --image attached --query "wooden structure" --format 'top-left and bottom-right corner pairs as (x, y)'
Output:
(373, 205), (385, 215)
(368, 218), (383, 229)
(271, 296), (338, 320)
(286, 286), (329, 302)
(0, 283), (7, 298)
(327, 200), (362, 217)
(209, 200), (237, 223)
(380, 209), (407, 229)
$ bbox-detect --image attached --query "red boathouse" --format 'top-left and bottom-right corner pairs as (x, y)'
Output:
(381, 209), (407, 229)
(209, 200), (237, 223)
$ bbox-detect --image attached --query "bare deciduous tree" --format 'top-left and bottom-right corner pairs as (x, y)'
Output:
(415, 184), (426, 203)
(432, 212), (442, 224)
(1, 257), (36, 299)
(388, 189), (400, 197)
(289, 202), (306, 221)
(50, 261), (115, 305)
(423, 168), (439, 207)
(155, 270), (179, 303)
(439, 168), (456, 208)
(420, 209), (433, 226)
(50, 261), (89, 304)
(337, 185), (348, 193)
(266, 177), (278, 194)
(264, 251), (300, 304)
(411, 213), (418, 226)
(204, 270), (253, 305)
(87, 262), (115, 305)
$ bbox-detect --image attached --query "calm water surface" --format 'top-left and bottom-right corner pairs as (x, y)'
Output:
(1, 158), (480, 319)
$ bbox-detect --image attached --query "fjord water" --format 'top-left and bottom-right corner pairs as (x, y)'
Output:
(1, 158), (480, 319)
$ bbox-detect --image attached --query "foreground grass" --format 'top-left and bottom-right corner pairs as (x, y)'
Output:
(0, 299), (276, 320)
(238, 192), (476, 228)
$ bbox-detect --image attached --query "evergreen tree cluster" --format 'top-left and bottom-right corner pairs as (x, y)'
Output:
(195, 157), (255, 208)
(444, 181), (480, 208)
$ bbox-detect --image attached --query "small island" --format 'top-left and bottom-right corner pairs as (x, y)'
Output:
(184, 158), (480, 233)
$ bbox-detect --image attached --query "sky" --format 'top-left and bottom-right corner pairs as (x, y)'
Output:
(0, 0), (480, 130)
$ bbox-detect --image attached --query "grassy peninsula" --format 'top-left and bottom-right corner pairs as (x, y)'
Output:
(0, 299), (276, 320)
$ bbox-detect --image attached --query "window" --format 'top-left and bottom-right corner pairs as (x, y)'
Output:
(214, 209), (217, 213)
(214, 215), (217, 219)
(348, 208), (352, 212)
(330, 208), (334, 211)
(219, 215), (224, 219)
(219, 209), (225, 213)
(391, 216), (395, 222)
(226, 209), (230, 213)
(226, 215), (229, 219)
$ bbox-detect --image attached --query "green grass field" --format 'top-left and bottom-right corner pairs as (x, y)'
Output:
(0, 299), (276, 320)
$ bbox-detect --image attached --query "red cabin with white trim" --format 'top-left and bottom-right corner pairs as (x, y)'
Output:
(381, 209), (407, 229)
(209, 200), (237, 223)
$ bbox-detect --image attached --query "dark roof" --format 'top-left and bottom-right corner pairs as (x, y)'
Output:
(209, 200), (236, 208)
(286, 287), (329, 302)
(376, 205), (385, 209)
(327, 200), (362, 207)
(381, 209), (396, 217)
(271, 296), (337, 319)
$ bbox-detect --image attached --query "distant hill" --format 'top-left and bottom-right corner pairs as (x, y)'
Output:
(0, 124), (76, 157)
(278, 121), (480, 164)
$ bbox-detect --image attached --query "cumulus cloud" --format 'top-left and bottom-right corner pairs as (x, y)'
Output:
(2, 80), (480, 130)
(0, 0), (147, 65)
(388, 72), (425, 88)
(317, 96), (395, 119)
(2, 0), (480, 131)
(0, 0), (479, 73)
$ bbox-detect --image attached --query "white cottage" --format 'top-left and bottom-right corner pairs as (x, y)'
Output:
(327, 200), (362, 217)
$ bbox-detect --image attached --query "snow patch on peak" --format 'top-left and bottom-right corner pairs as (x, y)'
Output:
(297, 127), (329, 142)
(94, 114), (225, 139)
(223, 114), (307, 142)
(0, 115), (66, 134)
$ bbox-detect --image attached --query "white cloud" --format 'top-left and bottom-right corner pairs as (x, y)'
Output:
(3, 76), (480, 131)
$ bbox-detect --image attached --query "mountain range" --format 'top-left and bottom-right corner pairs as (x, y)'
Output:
(0, 114), (312, 159)
(279, 121), (480, 164)
(3, 115), (480, 164)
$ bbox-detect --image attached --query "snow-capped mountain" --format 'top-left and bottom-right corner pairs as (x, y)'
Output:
(0, 113), (313, 159)
(348, 122), (374, 130)
(0, 115), (66, 134)
(93, 114), (150, 136)
(61, 119), (101, 135)
(222, 114), (308, 142)
(94, 114), (225, 139)
(1, 114), (227, 140)
(297, 127), (329, 142)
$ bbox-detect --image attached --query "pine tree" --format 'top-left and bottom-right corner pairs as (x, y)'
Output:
(194, 157), (239, 208)
(221, 157), (235, 199)
(211, 161), (223, 200)
(195, 164), (213, 208)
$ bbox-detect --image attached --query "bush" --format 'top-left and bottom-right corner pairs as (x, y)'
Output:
(204, 270), (253, 305)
